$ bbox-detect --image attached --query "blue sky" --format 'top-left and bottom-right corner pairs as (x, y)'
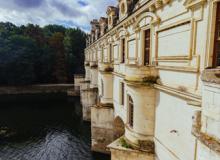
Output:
(0, 0), (117, 32)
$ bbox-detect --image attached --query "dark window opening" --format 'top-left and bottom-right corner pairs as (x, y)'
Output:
(110, 44), (112, 62)
(121, 39), (125, 63)
(213, 2), (220, 67)
(144, 29), (150, 65)
(128, 95), (134, 128)
(120, 82), (124, 105)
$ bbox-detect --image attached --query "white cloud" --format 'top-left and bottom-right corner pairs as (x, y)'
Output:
(0, 0), (117, 32)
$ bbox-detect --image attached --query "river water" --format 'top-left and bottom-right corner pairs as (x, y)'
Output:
(0, 94), (110, 160)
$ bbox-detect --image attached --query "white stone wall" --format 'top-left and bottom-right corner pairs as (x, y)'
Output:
(201, 83), (220, 139)
(197, 141), (220, 160)
(155, 91), (200, 160)
(90, 68), (98, 88)
(100, 73), (113, 104)
(85, 66), (90, 81)
(125, 84), (156, 144)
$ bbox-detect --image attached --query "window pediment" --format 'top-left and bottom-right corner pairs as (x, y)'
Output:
(133, 12), (160, 29)
(107, 6), (118, 29)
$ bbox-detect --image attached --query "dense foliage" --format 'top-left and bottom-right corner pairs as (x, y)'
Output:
(0, 22), (86, 85)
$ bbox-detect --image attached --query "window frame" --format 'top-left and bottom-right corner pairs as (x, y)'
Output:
(144, 29), (151, 65)
(128, 95), (134, 128)
(120, 82), (124, 105)
(121, 38), (126, 63)
(213, 2), (220, 67)
(101, 79), (104, 97)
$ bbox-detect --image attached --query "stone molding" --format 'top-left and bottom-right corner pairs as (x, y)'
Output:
(154, 84), (202, 102)
(201, 69), (220, 84)
(108, 136), (155, 154)
(192, 111), (220, 155)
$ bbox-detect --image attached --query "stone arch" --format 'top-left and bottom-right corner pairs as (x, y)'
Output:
(133, 12), (160, 29)
(113, 116), (125, 139)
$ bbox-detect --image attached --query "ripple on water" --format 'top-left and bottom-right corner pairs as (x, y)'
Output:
(0, 95), (110, 160)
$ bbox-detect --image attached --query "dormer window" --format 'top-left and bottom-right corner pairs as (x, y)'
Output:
(99, 17), (108, 36)
(108, 16), (112, 26)
(119, 0), (133, 21)
(121, 3), (126, 15)
(106, 6), (118, 30)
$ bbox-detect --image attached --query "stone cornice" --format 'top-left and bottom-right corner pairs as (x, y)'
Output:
(85, 0), (206, 50)
(154, 84), (202, 102)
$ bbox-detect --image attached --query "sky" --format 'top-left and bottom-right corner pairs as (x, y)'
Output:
(0, 0), (117, 32)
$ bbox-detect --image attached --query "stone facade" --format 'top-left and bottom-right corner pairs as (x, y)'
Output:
(80, 0), (220, 159)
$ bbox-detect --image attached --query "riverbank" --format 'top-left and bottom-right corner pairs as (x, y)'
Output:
(0, 84), (78, 95)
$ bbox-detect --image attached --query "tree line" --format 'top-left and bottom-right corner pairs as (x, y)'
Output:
(0, 22), (86, 86)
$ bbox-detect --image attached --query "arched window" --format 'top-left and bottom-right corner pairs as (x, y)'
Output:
(128, 95), (134, 128)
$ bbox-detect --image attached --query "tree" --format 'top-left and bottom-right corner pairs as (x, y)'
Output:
(64, 28), (86, 81)
(0, 22), (86, 85)
(49, 32), (67, 83)
(0, 35), (38, 85)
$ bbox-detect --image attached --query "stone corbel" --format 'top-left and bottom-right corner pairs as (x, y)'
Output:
(134, 27), (141, 33)
(155, 0), (163, 9)
(103, 38), (108, 46)
(107, 36), (112, 44)
(149, 4), (156, 12)
(115, 32), (120, 40)
(125, 30), (130, 37)
(162, 0), (171, 4)
(123, 17), (136, 28)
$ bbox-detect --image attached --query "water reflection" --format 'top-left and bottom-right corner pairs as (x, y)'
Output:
(0, 94), (110, 160)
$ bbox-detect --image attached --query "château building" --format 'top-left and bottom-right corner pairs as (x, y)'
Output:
(76, 0), (220, 159)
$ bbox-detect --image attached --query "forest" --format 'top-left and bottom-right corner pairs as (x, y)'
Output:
(0, 22), (86, 86)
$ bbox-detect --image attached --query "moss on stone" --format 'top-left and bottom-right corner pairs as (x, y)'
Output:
(142, 76), (159, 84)
(104, 67), (113, 72)
(119, 137), (133, 149)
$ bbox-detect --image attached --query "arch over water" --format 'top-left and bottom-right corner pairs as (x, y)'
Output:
(113, 116), (125, 139)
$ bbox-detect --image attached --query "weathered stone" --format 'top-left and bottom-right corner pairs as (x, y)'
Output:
(91, 106), (114, 154)
(201, 69), (220, 84)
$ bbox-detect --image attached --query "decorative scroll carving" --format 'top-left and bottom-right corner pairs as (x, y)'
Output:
(133, 12), (160, 29)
